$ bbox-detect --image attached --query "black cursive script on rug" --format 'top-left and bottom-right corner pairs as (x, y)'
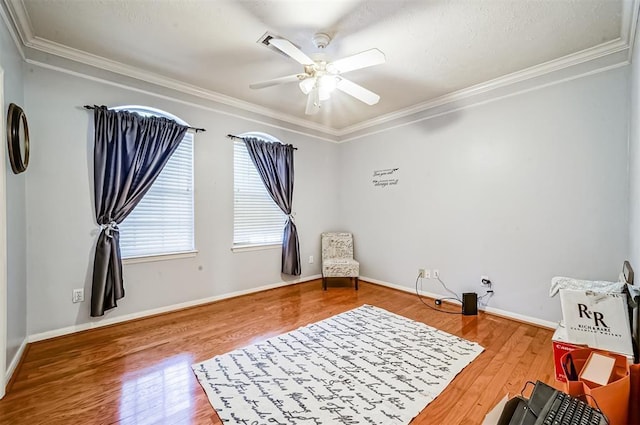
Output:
(192, 305), (484, 424)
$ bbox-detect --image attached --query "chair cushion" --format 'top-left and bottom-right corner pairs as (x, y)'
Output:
(322, 258), (359, 278)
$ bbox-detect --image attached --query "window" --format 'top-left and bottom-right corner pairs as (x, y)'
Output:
(233, 132), (286, 248)
(116, 106), (195, 259)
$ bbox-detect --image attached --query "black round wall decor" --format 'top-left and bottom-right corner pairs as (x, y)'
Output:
(6, 103), (30, 174)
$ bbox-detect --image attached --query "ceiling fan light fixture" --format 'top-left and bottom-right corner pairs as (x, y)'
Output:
(319, 74), (338, 92)
(305, 87), (321, 115)
(252, 32), (385, 114)
(318, 75), (338, 101)
(299, 78), (315, 95)
(318, 87), (331, 101)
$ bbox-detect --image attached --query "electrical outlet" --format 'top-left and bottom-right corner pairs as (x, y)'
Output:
(424, 269), (431, 279)
(72, 288), (84, 303)
(418, 268), (425, 278)
(308, 255), (314, 264)
(433, 269), (440, 278)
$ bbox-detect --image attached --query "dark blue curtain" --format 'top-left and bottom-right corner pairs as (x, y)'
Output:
(91, 106), (188, 316)
(243, 137), (301, 276)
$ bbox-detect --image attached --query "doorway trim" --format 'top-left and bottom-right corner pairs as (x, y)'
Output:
(0, 66), (8, 398)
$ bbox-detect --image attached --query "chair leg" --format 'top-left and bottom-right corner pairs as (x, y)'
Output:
(323, 277), (327, 291)
(355, 277), (359, 290)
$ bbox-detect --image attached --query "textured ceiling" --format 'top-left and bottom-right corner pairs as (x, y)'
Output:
(9, 0), (626, 132)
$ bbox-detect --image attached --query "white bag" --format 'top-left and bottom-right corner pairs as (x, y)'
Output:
(559, 289), (633, 357)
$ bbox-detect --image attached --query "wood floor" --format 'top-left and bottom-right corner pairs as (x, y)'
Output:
(0, 280), (556, 424)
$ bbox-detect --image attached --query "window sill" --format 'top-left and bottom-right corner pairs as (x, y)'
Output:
(231, 243), (281, 253)
(122, 250), (198, 264)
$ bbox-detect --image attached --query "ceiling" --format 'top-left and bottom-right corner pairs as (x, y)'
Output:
(2, 0), (637, 138)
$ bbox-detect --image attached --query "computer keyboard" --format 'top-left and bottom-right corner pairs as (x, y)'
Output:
(540, 390), (605, 425)
(501, 381), (608, 425)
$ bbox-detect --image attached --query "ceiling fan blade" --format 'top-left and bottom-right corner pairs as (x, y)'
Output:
(249, 74), (306, 89)
(328, 48), (385, 74)
(268, 38), (315, 65)
(336, 78), (380, 105)
(305, 87), (320, 115)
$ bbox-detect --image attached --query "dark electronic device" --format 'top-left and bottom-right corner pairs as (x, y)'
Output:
(622, 260), (639, 363)
(499, 381), (607, 425)
(462, 292), (478, 315)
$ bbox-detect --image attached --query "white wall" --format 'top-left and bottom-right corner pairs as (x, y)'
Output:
(23, 65), (339, 335)
(0, 13), (27, 369)
(11, 28), (634, 335)
(630, 24), (640, 275)
(338, 67), (629, 323)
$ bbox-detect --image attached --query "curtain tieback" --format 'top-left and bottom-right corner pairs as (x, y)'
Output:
(287, 213), (295, 223)
(99, 221), (119, 238)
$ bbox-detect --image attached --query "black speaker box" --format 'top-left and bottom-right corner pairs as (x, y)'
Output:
(462, 292), (478, 315)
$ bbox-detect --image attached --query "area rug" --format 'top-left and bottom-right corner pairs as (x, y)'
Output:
(192, 304), (484, 424)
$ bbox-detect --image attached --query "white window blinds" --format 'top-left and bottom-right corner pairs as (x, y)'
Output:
(117, 107), (195, 259)
(233, 137), (286, 247)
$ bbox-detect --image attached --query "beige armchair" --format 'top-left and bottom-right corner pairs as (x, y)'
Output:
(321, 232), (359, 290)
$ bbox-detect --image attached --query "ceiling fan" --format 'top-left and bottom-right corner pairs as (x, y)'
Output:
(250, 32), (385, 115)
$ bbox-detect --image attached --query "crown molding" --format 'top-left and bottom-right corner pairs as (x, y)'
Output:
(622, 0), (640, 42)
(624, 0), (640, 61)
(3, 0), (638, 141)
(4, 0), (31, 45)
(23, 57), (341, 144)
(338, 61), (629, 143)
(23, 35), (340, 138)
(336, 38), (629, 138)
(0, 0), (24, 60)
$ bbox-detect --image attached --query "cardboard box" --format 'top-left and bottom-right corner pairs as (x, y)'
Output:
(553, 325), (634, 383)
(579, 352), (616, 386)
(552, 326), (585, 382)
(481, 395), (509, 425)
(559, 289), (633, 357)
(560, 348), (631, 425)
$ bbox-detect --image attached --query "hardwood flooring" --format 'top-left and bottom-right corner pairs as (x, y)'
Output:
(0, 280), (556, 424)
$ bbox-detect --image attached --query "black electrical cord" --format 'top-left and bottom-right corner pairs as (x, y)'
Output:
(478, 291), (494, 305)
(415, 274), (462, 315)
(583, 394), (610, 425)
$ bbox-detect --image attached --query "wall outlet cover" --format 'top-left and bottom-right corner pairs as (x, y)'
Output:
(72, 288), (84, 303)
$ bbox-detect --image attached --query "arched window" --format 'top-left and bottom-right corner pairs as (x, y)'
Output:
(233, 132), (286, 247)
(114, 106), (195, 259)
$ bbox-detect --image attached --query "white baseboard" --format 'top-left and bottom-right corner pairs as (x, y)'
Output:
(28, 274), (322, 343)
(362, 276), (558, 330)
(27, 274), (556, 343)
(481, 305), (557, 329)
(5, 337), (28, 386)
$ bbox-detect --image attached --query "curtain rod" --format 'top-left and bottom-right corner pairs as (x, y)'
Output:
(83, 105), (206, 133)
(226, 134), (298, 150)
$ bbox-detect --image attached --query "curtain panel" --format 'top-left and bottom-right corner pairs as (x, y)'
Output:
(91, 106), (188, 316)
(243, 137), (301, 276)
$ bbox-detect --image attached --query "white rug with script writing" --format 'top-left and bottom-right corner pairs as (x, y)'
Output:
(192, 304), (484, 424)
